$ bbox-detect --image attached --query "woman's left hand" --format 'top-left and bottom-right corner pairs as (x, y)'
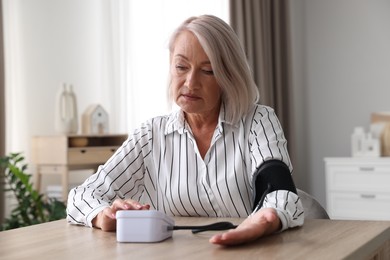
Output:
(209, 208), (281, 246)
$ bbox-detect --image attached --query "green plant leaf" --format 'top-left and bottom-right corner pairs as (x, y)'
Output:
(1, 152), (67, 230)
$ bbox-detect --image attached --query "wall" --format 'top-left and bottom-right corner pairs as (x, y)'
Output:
(4, 0), (118, 158)
(289, 0), (308, 193)
(290, 0), (390, 206)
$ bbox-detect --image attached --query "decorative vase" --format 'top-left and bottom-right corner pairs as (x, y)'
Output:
(55, 83), (78, 134)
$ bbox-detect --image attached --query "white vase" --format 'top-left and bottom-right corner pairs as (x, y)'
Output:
(55, 84), (78, 134)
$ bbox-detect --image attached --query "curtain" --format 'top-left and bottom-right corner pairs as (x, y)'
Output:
(0, 0), (5, 224)
(229, 0), (295, 162)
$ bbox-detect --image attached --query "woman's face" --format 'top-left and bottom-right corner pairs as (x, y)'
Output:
(170, 31), (222, 117)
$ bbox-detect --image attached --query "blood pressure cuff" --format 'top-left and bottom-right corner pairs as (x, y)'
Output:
(252, 160), (297, 211)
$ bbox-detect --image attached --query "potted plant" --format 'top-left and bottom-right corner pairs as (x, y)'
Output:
(0, 153), (66, 230)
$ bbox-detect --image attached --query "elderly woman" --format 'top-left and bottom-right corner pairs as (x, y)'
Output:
(67, 15), (304, 246)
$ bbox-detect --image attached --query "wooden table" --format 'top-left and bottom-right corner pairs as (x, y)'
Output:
(0, 218), (389, 260)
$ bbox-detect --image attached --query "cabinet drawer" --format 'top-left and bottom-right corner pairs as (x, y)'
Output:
(68, 147), (117, 165)
(327, 166), (390, 192)
(328, 192), (390, 220)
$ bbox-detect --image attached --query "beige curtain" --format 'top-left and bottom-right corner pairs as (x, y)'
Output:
(229, 0), (295, 160)
(0, 0), (5, 223)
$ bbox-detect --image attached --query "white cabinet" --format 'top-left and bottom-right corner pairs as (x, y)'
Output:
(324, 157), (390, 220)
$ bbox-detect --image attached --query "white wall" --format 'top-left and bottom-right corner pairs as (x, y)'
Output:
(4, 0), (118, 159)
(290, 0), (390, 206)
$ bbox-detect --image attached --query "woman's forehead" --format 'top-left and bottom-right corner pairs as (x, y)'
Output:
(172, 31), (209, 62)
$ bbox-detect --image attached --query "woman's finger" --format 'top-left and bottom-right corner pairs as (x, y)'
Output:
(111, 199), (151, 213)
(112, 199), (140, 211)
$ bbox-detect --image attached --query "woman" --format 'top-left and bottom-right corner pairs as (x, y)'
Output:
(67, 15), (304, 246)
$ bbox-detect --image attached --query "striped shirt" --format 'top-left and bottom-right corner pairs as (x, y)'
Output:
(66, 104), (304, 231)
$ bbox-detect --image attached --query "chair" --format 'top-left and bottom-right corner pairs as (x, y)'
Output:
(297, 189), (330, 219)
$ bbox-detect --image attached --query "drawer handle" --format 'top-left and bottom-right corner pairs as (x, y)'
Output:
(360, 194), (376, 199)
(359, 167), (375, 171)
(111, 149), (116, 152)
(80, 149), (86, 154)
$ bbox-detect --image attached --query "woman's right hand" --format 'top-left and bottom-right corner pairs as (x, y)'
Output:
(92, 199), (150, 231)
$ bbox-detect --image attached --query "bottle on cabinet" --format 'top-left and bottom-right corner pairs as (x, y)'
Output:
(55, 83), (78, 134)
(351, 127), (380, 157)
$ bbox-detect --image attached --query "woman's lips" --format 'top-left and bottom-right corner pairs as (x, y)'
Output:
(181, 94), (200, 100)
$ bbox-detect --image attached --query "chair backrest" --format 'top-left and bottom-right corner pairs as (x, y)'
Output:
(297, 189), (330, 219)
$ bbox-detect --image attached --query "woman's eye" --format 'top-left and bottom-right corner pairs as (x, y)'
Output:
(203, 69), (214, 75)
(175, 65), (187, 71)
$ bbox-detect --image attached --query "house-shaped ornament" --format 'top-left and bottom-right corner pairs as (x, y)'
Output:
(82, 104), (109, 134)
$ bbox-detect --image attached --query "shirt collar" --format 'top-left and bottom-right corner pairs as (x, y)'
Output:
(164, 103), (237, 136)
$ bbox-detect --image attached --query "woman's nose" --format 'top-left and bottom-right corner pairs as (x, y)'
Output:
(186, 70), (199, 90)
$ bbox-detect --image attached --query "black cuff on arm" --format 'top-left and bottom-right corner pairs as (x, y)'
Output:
(252, 160), (297, 211)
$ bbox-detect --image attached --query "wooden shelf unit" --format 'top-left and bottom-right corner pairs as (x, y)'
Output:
(31, 134), (128, 201)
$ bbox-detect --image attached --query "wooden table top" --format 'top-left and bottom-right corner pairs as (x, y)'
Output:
(0, 217), (389, 260)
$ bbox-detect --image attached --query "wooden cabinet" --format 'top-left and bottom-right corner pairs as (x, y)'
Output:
(32, 134), (127, 201)
(325, 157), (390, 220)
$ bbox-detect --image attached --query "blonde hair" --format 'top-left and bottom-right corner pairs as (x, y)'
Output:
(168, 15), (259, 124)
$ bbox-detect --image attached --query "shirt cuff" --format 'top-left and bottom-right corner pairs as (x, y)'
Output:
(262, 190), (305, 231)
(85, 205), (110, 228)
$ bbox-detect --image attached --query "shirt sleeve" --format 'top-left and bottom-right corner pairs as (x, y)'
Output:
(66, 126), (151, 227)
(248, 105), (304, 230)
(248, 105), (292, 172)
